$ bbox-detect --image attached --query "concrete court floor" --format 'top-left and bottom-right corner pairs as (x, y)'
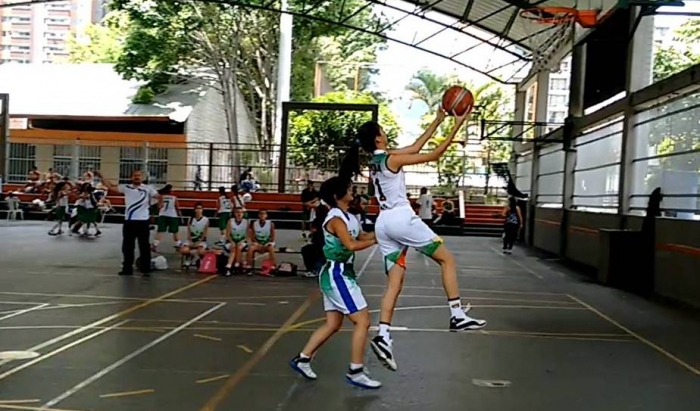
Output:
(0, 220), (698, 411)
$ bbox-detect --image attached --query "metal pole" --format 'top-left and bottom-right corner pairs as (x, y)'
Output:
(0, 94), (8, 183)
(274, 0), (293, 146)
(207, 143), (214, 191)
(278, 104), (290, 193)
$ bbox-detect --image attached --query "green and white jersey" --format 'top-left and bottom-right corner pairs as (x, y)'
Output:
(369, 149), (410, 210)
(229, 218), (248, 243)
(218, 196), (232, 213)
(189, 216), (209, 241)
(252, 220), (272, 244)
(159, 195), (178, 218)
(322, 208), (360, 265)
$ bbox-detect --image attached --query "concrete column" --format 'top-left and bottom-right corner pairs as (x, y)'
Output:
(34, 144), (53, 173)
(619, 7), (655, 216)
(101, 147), (120, 183)
(274, 0), (293, 147)
(71, 140), (80, 180)
(527, 70), (550, 245)
(560, 42), (586, 257)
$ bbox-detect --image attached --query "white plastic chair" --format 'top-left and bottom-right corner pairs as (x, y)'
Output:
(5, 197), (24, 220)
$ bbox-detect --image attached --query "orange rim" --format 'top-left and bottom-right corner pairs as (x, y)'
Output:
(520, 6), (579, 24)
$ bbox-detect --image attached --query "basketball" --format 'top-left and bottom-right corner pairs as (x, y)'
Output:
(441, 86), (475, 116)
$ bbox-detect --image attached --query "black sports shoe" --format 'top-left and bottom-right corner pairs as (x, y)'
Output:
(370, 335), (397, 371)
(118, 270), (133, 276)
(450, 316), (487, 332)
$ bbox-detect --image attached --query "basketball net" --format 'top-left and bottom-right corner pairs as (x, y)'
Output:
(520, 12), (575, 74)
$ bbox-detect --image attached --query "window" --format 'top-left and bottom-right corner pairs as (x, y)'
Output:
(572, 118), (624, 210)
(549, 95), (567, 107)
(536, 144), (565, 207)
(53, 144), (73, 177)
(15, 31), (30, 38)
(79, 146), (101, 176)
(1, 31), (12, 36)
(17, 17), (30, 23)
(1, 17), (12, 23)
(631, 90), (700, 219)
(550, 79), (568, 90)
(119, 147), (144, 184)
(7, 143), (36, 183)
(547, 110), (566, 124)
(147, 147), (168, 185)
(17, 46), (29, 51)
(516, 153), (533, 194)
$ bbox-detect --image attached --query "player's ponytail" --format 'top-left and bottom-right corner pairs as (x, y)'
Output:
(338, 141), (360, 182)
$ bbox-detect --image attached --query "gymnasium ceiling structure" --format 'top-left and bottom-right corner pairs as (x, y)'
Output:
(0, 0), (591, 84)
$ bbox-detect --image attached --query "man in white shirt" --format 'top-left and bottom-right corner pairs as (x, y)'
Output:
(96, 170), (159, 276)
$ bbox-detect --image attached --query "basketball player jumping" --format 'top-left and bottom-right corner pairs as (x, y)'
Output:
(343, 105), (486, 372)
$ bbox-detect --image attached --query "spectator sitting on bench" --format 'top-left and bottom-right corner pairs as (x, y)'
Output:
(223, 207), (249, 275)
(179, 202), (210, 268)
(434, 199), (457, 225)
(246, 209), (276, 274)
(25, 165), (41, 193)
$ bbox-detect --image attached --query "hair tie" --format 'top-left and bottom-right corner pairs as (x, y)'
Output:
(353, 138), (361, 147)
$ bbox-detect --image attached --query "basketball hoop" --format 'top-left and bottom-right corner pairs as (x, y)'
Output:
(519, 6), (599, 73)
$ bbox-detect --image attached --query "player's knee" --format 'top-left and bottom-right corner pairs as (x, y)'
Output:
(354, 310), (371, 330)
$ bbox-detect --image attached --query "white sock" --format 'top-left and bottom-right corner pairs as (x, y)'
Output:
(175, 240), (182, 247)
(349, 363), (363, 372)
(299, 353), (310, 360)
(449, 298), (466, 319)
(378, 323), (391, 339)
(153, 240), (160, 247)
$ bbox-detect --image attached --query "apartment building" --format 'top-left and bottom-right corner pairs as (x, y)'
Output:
(0, 0), (103, 64)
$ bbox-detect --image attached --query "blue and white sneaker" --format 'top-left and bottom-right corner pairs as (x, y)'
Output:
(290, 355), (317, 380)
(346, 368), (381, 389)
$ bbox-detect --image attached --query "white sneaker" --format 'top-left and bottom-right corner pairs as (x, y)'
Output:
(370, 335), (397, 371)
(450, 315), (487, 331)
(290, 356), (317, 380)
(346, 369), (382, 389)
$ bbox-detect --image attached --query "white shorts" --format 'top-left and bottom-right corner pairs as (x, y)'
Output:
(375, 206), (444, 271)
(319, 261), (367, 315)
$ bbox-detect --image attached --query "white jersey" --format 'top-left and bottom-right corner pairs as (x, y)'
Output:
(118, 184), (157, 221)
(159, 195), (178, 218)
(189, 216), (209, 241)
(79, 195), (95, 209)
(322, 208), (360, 264)
(369, 149), (410, 210)
(218, 196), (232, 213)
(228, 218), (248, 243)
(418, 194), (433, 219)
(58, 194), (69, 211)
(232, 194), (246, 209)
(253, 220), (272, 244)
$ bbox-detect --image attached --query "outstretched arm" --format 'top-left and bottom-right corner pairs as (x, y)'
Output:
(390, 110), (446, 155)
(387, 112), (470, 170)
(94, 171), (116, 193)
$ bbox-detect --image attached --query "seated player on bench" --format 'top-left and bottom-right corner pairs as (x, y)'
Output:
(224, 207), (249, 275)
(179, 202), (210, 268)
(246, 209), (276, 273)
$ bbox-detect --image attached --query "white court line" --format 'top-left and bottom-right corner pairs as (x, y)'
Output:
(0, 304), (49, 323)
(487, 245), (544, 280)
(0, 320), (129, 376)
(0, 291), (218, 304)
(42, 302), (227, 408)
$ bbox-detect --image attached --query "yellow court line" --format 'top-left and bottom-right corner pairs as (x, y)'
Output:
(99, 389), (155, 399)
(194, 334), (222, 342)
(196, 374), (231, 384)
(568, 294), (700, 376)
(199, 291), (318, 411)
(0, 401), (40, 405)
(236, 345), (253, 354)
(0, 275), (217, 381)
(0, 291), (215, 304)
(385, 295), (577, 305)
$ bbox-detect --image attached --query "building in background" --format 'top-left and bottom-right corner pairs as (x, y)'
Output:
(0, 0), (104, 64)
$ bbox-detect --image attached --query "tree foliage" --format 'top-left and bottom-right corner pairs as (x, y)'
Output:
(653, 19), (700, 82)
(406, 69), (513, 193)
(67, 12), (129, 64)
(72, 0), (388, 149)
(288, 91), (400, 172)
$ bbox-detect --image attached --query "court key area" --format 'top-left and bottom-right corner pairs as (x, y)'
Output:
(0, 221), (698, 411)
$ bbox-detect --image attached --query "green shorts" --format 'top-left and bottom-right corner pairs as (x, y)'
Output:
(149, 204), (159, 216)
(54, 207), (67, 221)
(218, 212), (231, 231)
(157, 216), (180, 233)
(78, 207), (98, 224)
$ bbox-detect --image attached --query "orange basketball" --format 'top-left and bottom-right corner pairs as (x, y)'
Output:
(441, 86), (475, 116)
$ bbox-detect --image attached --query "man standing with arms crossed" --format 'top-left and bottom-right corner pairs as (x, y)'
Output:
(96, 170), (158, 276)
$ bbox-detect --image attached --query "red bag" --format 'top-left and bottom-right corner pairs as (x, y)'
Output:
(198, 252), (218, 274)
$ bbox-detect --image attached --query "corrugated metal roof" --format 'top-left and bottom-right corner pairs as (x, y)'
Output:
(0, 63), (207, 122)
(399, 0), (618, 49)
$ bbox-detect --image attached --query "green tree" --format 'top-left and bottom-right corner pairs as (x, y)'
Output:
(102, 0), (388, 149)
(288, 91), (400, 172)
(68, 12), (129, 63)
(653, 20), (700, 82)
(406, 70), (513, 193)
